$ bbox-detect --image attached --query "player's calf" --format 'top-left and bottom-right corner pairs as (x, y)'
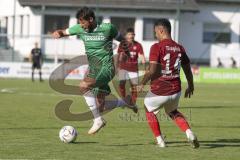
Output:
(168, 109), (199, 148)
(168, 109), (190, 132)
(145, 110), (166, 147)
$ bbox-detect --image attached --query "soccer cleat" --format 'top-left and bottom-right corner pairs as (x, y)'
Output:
(124, 95), (138, 113)
(88, 118), (106, 135)
(157, 141), (166, 148)
(156, 135), (166, 148)
(188, 137), (200, 149)
(186, 131), (200, 149)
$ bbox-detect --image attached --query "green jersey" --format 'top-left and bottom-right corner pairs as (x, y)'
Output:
(67, 23), (118, 70)
(67, 23), (118, 95)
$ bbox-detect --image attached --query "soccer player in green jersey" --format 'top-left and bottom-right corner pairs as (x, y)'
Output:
(52, 7), (137, 134)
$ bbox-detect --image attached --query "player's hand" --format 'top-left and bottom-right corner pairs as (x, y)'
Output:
(184, 87), (194, 98)
(52, 30), (63, 39)
(137, 84), (145, 93)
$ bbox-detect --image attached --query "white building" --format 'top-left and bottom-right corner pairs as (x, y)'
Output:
(181, 0), (240, 67)
(0, 0), (240, 67)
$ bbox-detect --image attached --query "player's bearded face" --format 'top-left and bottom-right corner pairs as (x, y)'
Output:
(79, 18), (91, 31)
(125, 32), (135, 43)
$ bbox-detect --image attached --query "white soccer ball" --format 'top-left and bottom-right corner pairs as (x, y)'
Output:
(59, 126), (78, 143)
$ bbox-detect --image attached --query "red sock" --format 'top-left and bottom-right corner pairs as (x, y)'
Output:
(119, 84), (126, 98)
(131, 87), (137, 104)
(146, 111), (161, 137)
(169, 110), (190, 132)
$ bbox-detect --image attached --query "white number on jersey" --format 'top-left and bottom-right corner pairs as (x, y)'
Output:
(163, 53), (181, 76)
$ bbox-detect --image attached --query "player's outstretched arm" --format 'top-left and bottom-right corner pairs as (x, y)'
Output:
(182, 63), (194, 98)
(52, 30), (69, 39)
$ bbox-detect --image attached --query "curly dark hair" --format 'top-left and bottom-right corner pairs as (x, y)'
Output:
(76, 7), (95, 20)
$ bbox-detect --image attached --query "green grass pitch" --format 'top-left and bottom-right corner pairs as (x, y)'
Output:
(0, 79), (240, 160)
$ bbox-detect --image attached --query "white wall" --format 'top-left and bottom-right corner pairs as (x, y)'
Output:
(180, 4), (240, 62)
(3, 1), (240, 64)
(0, 0), (179, 61)
(0, 0), (43, 60)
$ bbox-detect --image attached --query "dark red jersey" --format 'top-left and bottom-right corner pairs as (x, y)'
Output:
(149, 39), (190, 96)
(118, 41), (144, 72)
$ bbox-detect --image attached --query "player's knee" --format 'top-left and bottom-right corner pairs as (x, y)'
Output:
(168, 109), (181, 119)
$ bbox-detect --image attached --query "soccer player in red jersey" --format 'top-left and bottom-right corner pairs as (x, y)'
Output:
(117, 28), (146, 106)
(138, 19), (199, 148)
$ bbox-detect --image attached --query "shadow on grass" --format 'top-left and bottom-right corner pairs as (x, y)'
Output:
(201, 139), (240, 148)
(193, 125), (240, 129)
(72, 141), (99, 144)
(182, 106), (239, 109)
(105, 143), (145, 147)
(100, 138), (240, 148)
(168, 139), (240, 148)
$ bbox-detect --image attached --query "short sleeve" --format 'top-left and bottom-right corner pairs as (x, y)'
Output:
(149, 44), (159, 62)
(66, 24), (84, 35)
(180, 46), (190, 65)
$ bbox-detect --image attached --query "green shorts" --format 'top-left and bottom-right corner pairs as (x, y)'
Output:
(87, 66), (115, 95)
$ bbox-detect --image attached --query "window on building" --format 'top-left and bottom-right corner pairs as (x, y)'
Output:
(111, 17), (135, 35)
(0, 17), (8, 34)
(26, 15), (30, 37)
(20, 15), (23, 37)
(44, 15), (70, 34)
(0, 17), (8, 48)
(143, 18), (158, 41)
(203, 23), (231, 43)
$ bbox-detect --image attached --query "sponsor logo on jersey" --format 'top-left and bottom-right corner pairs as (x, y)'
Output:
(84, 35), (106, 41)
